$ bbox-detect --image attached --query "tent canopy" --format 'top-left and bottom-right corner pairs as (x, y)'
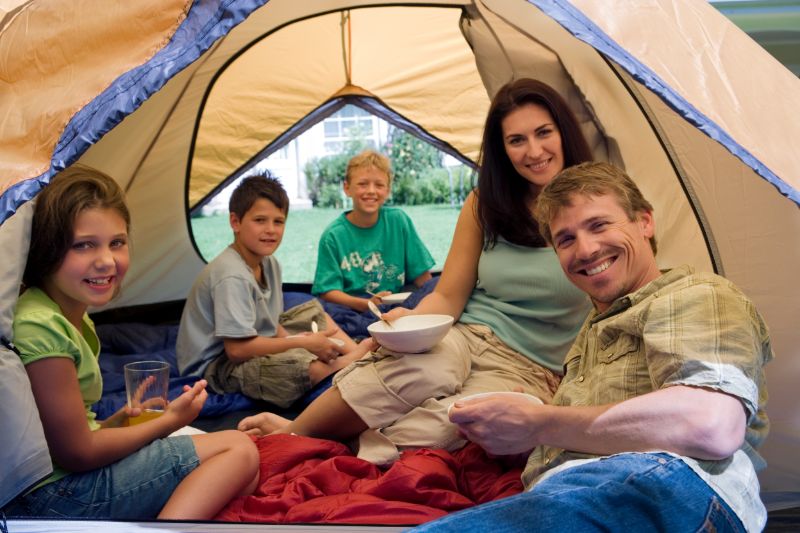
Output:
(2, 0), (799, 507)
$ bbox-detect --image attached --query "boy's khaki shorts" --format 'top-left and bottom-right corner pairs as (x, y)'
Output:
(204, 299), (328, 408)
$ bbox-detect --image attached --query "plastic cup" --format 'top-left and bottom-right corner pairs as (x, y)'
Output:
(124, 361), (170, 426)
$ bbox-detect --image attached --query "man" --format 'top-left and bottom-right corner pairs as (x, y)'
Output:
(414, 162), (772, 532)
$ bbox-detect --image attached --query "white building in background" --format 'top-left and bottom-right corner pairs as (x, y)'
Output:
(199, 105), (390, 216)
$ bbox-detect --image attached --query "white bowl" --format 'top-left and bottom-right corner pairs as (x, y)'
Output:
(448, 391), (543, 416)
(367, 314), (454, 354)
(380, 291), (412, 304)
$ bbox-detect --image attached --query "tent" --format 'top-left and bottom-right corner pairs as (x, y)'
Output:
(2, 0), (799, 516)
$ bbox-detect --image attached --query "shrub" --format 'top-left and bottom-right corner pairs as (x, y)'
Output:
(304, 138), (368, 207)
(303, 125), (476, 208)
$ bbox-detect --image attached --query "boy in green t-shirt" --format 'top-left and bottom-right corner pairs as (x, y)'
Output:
(312, 150), (435, 313)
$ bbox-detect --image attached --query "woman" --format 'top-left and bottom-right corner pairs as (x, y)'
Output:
(239, 79), (594, 464)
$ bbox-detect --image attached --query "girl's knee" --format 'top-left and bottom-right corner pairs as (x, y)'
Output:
(193, 430), (257, 461)
(223, 431), (260, 484)
(226, 430), (259, 458)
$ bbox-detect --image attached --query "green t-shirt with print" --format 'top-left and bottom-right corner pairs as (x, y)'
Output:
(312, 207), (434, 296)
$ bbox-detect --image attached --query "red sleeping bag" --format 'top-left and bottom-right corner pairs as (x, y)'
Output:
(216, 434), (524, 525)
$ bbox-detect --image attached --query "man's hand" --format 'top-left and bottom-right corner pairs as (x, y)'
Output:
(449, 394), (546, 456)
(453, 386), (747, 461)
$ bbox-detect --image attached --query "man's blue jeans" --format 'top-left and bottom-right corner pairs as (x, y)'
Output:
(411, 452), (745, 532)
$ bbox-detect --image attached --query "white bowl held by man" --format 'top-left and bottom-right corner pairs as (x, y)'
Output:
(367, 314), (454, 353)
(447, 391), (543, 416)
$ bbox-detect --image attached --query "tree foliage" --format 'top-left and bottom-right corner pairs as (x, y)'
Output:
(304, 124), (475, 208)
(304, 137), (368, 208)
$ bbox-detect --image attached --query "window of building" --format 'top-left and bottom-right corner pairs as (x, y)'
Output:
(323, 105), (376, 154)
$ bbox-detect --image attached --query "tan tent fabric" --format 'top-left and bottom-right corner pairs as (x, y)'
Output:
(572, 0), (800, 193)
(0, 0), (191, 192)
(190, 6), (489, 206)
(1, 0), (799, 505)
(468, 1), (712, 273)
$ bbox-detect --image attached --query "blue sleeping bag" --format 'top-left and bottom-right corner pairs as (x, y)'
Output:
(93, 279), (438, 420)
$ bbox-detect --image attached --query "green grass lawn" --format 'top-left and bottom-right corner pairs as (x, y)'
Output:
(191, 204), (461, 283)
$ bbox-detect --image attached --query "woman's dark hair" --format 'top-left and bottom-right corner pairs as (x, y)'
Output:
(23, 164), (130, 288)
(477, 78), (593, 248)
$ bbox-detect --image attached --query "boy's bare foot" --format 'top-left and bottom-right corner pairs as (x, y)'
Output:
(237, 412), (292, 436)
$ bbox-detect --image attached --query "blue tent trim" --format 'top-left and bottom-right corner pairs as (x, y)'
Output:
(0, 0), (268, 226)
(529, 0), (800, 206)
(3, 0), (798, 226)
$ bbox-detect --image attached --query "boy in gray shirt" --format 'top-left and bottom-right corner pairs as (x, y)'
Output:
(177, 173), (371, 408)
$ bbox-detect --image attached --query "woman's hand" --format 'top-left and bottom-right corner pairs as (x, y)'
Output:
(382, 306), (413, 321)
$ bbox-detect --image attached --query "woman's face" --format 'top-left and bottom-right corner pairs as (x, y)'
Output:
(501, 103), (564, 191)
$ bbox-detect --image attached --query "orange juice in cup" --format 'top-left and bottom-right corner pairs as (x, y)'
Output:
(126, 408), (165, 426)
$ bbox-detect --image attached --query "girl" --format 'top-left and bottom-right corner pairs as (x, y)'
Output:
(7, 165), (259, 520)
(238, 79), (594, 464)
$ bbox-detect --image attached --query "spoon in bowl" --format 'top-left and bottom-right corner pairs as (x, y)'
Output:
(367, 300), (393, 329)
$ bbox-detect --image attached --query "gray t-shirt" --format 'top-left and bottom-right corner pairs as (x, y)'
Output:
(177, 246), (283, 377)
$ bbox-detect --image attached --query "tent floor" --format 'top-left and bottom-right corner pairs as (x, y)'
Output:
(6, 510), (798, 531)
(3, 519), (405, 532)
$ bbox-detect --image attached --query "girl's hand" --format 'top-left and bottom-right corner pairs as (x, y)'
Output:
(98, 404), (142, 428)
(99, 374), (163, 428)
(164, 380), (208, 427)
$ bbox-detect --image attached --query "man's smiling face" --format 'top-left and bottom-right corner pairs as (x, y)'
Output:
(549, 192), (661, 312)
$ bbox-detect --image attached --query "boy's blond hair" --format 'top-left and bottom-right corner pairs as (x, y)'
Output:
(345, 149), (393, 184)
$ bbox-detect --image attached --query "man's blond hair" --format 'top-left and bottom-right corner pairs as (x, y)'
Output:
(534, 161), (657, 254)
(345, 149), (393, 184)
